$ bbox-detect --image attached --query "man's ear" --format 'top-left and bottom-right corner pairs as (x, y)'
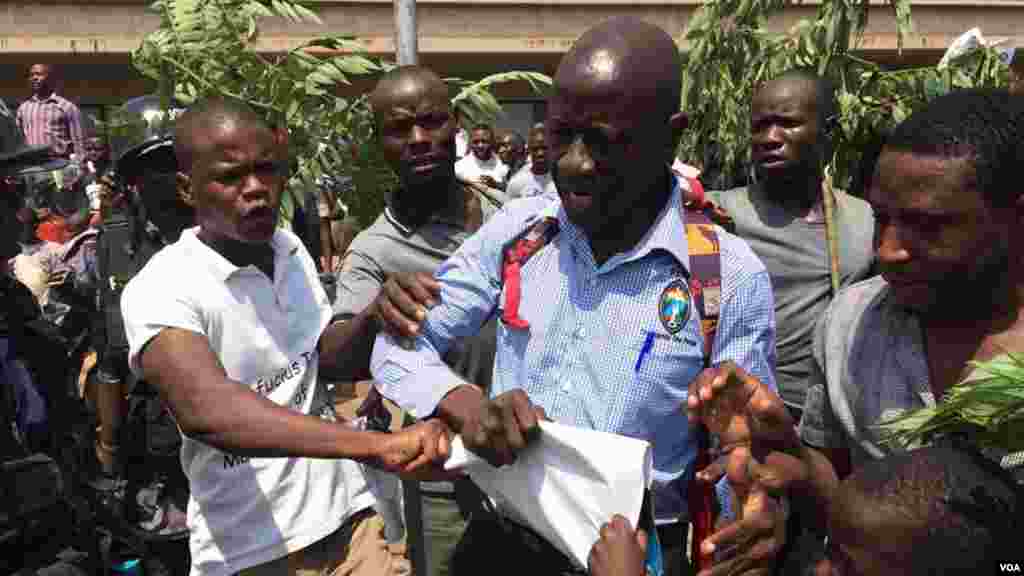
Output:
(176, 172), (195, 207)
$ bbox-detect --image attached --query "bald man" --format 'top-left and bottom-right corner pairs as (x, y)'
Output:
(371, 18), (777, 576)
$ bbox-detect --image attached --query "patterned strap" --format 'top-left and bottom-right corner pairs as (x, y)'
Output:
(682, 176), (722, 573)
(500, 215), (560, 329)
(497, 179), (723, 571)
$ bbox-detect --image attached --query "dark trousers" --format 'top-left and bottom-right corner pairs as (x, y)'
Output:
(450, 508), (693, 576)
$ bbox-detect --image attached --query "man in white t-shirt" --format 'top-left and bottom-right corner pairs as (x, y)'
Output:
(453, 123), (508, 190)
(505, 123), (557, 200)
(120, 99), (450, 576)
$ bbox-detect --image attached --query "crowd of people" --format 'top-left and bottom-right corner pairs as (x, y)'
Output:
(1, 14), (1023, 576)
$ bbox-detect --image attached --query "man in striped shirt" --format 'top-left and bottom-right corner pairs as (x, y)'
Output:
(16, 64), (85, 159)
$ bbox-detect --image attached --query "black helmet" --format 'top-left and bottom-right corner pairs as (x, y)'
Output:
(108, 94), (185, 180)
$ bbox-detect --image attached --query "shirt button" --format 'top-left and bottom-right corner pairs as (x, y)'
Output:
(561, 381), (572, 392)
(574, 327), (584, 339)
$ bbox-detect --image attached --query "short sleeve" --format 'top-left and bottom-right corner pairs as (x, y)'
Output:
(333, 249), (386, 319)
(121, 264), (206, 379)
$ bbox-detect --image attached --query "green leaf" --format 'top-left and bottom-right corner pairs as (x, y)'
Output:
(291, 2), (323, 25)
(333, 55), (379, 76)
(246, 1), (275, 18)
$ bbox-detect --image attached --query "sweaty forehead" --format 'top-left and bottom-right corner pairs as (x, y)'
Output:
(551, 30), (672, 127)
(198, 120), (276, 163)
(373, 75), (448, 116)
(752, 79), (817, 118)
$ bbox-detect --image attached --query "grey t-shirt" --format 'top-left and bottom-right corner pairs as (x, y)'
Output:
(708, 184), (874, 413)
(333, 203), (498, 391)
(798, 276), (1024, 482)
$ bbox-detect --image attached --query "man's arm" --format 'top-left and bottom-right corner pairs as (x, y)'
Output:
(320, 219), (334, 273)
(140, 327), (449, 474)
(319, 267), (440, 380)
(370, 216), (505, 423)
(65, 102), (85, 158)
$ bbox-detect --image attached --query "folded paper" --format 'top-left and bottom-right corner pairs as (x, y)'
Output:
(445, 421), (653, 569)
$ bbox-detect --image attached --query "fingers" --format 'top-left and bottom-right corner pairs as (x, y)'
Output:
(467, 391), (540, 467)
(697, 488), (787, 576)
(375, 288), (420, 337)
(510, 391), (542, 443)
(611, 514), (631, 531)
(635, 528), (648, 553)
(697, 455), (727, 484)
(533, 404), (550, 422)
(396, 420), (452, 478)
(747, 452), (807, 496)
(383, 277), (428, 326)
(395, 272), (440, 308)
(435, 420), (452, 461)
(500, 399), (528, 456)
(686, 367), (717, 422)
(701, 506), (759, 558)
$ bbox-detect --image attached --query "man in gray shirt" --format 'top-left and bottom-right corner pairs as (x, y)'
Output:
(334, 65), (497, 576)
(709, 69), (874, 420)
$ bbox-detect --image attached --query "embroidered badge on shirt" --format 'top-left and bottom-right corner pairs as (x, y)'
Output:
(658, 279), (692, 335)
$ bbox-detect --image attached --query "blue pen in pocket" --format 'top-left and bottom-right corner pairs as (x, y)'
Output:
(634, 331), (656, 373)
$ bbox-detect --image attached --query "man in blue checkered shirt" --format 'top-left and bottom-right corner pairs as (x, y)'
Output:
(371, 17), (777, 576)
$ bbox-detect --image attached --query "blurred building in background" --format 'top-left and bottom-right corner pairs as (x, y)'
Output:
(2, 0), (1023, 136)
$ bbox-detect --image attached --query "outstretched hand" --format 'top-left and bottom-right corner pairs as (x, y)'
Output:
(372, 271), (441, 339)
(373, 418), (453, 481)
(685, 362), (804, 576)
(686, 361), (798, 458)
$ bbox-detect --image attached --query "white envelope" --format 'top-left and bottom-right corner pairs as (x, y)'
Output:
(445, 421), (653, 569)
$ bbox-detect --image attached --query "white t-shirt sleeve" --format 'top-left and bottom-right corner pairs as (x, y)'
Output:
(454, 156), (472, 181)
(496, 162), (510, 182)
(121, 261), (207, 380)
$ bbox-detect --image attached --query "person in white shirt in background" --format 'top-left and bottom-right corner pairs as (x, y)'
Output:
(496, 130), (527, 184)
(453, 111), (469, 160)
(505, 123), (557, 200)
(671, 156), (701, 180)
(120, 98), (451, 576)
(454, 123), (508, 191)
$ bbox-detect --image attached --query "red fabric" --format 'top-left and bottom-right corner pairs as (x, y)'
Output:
(685, 176), (706, 207)
(689, 426), (715, 571)
(36, 216), (69, 243)
(501, 252), (530, 329)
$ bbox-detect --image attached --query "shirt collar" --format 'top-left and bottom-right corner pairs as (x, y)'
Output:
(556, 172), (691, 275)
(385, 185), (471, 236)
(385, 205), (466, 236)
(30, 92), (60, 104)
(182, 226), (297, 282)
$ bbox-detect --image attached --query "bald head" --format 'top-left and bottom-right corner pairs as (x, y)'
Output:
(556, 17), (682, 123)
(174, 98), (272, 171)
(370, 66), (450, 128)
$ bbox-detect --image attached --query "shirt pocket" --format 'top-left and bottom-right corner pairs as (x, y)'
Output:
(623, 331), (704, 476)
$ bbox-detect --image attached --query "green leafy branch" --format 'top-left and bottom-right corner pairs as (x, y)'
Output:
(881, 354), (1024, 453)
(679, 0), (1008, 192)
(131, 0), (551, 227)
